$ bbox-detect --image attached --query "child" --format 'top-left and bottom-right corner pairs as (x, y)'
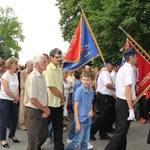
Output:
(65, 71), (94, 150)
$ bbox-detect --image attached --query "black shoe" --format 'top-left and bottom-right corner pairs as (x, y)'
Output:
(100, 135), (111, 140)
(90, 135), (96, 141)
(1, 143), (10, 148)
(8, 136), (20, 143)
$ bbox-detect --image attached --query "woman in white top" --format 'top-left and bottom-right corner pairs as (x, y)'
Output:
(0, 57), (20, 148)
(63, 71), (71, 121)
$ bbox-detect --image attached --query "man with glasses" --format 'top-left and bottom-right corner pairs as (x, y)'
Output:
(44, 48), (65, 150)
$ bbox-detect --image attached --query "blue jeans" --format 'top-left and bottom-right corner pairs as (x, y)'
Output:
(68, 118), (75, 140)
(48, 122), (53, 139)
(65, 119), (91, 150)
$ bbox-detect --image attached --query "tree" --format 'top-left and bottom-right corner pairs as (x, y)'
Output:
(0, 7), (25, 60)
(56, 0), (150, 66)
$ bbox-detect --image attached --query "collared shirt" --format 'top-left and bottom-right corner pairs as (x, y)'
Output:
(74, 84), (94, 123)
(97, 68), (114, 96)
(110, 70), (117, 84)
(116, 62), (136, 101)
(0, 71), (18, 101)
(20, 69), (30, 99)
(24, 68), (47, 109)
(43, 62), (63, 107)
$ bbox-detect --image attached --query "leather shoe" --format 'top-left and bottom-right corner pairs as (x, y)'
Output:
(90, 135), (96, 141)
(1, 143), (10, 148)
(20, 125), (27, 131)
(100, 135), (111, 140)
(141, 119), (146, 124)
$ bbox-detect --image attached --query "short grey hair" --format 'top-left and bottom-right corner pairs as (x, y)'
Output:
(25, 59), (33, 65)
(33, 55), (43, 67)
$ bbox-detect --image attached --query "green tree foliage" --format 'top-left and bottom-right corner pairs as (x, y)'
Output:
(0, 7), (25, 60)
(56, 0), (150, 67)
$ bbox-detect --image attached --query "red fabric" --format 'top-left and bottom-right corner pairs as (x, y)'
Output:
(146, 90), (150, 99)
(63, 18), (81, 62)
(124, 38), (150, 98)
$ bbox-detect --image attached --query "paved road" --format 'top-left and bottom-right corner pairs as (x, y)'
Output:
(1, 120), (150, 150)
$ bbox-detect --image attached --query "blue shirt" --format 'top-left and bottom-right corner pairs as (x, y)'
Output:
(72, 79), (82, 109)
(74, 84), (94, 123)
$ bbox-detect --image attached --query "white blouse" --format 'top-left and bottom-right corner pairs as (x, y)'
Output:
(0, 71), (19, 101)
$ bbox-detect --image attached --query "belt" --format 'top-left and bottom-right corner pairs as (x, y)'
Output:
(98, 92), (112, 97)
(25, 106), (43, 113)
(117, 98), (126, 101)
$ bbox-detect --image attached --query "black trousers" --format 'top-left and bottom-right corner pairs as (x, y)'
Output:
(0, 99), (18, 140)
(25, 107), (48, 150)
(139, 95), (150, 119)
(147, 128), (150, 144)
(107, 96), (116, 131)
(48, 106), (64, 150)
(91, 93), (111, 137)
(105, 98), (131, 150)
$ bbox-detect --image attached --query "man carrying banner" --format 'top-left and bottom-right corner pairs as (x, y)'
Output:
(105, 47), (137, 150)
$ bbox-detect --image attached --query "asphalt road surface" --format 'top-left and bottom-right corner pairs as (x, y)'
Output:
(1, 120), (150, 150)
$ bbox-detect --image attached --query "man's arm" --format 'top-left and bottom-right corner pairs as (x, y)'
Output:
(49, 86), (66, 104)
(125, 84), (133, 110)
(30, 98), (50, 115)
(125, 84), (135, 120)
(105, 83), (115, 90)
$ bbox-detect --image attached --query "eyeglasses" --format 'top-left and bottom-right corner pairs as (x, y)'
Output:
(54, 56), (62, 59)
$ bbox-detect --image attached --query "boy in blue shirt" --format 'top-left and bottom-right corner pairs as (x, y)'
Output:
(66, 71), (94, 150)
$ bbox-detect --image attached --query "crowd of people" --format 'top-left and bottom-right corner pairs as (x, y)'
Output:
(0, 47), (150, 150)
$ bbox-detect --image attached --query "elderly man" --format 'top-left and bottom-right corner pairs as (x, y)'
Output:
(19, 60), (33, 131)
(24, 55), (50, 150)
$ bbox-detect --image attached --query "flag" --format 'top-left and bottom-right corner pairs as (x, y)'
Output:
(124, 38), (150, 101)
(62, 13), (103, 70)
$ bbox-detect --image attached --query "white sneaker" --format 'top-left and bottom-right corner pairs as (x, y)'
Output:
(44, 138), (52, 145)
(88, 142), (93, 149)
(67, 138), (72, 144)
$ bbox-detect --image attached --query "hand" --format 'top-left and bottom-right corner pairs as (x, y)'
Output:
(13, 100), (19, 104)
(75, 122), (81, 131)
(43, 107), (50, 116)
(42, 112), (49, 118)
(127, 109), (135, 121)
(15, 96), (20, 102)
(60, 96), (66, 105)
(88, 110), (93, 118)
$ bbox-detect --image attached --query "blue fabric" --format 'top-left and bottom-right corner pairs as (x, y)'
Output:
(67, 119), (76, 140)
(65, 119), (91, 150)
(0, 99), (18, 140)
(48, 122), (53, 139)
(62, 15), (99, 70)
(74, 85), (94, 123)
(72, 79), (82, 109)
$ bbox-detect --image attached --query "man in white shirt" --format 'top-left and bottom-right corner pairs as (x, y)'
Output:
(24, 55), (50, 150)
(90, 60), (115, 140)
(110, 61), (120, 84)
(105, 47), (137, 150)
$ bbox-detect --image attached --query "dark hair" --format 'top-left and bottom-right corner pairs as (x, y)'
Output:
(81, 71), (92, 79)
(42, 53), (49, 60)
(73, 69), (82, 79)
(124, 53), (135, 62)
(49, 48), (62, 57)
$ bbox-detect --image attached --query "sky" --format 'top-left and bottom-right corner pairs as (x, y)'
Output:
(0, 0), (69, 65)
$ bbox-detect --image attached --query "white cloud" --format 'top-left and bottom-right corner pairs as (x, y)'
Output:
(0, 0), (69, 65)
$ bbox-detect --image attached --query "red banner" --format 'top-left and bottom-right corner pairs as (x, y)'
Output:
(63, 18), (81, 62)
(124, 39), (150, 98)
